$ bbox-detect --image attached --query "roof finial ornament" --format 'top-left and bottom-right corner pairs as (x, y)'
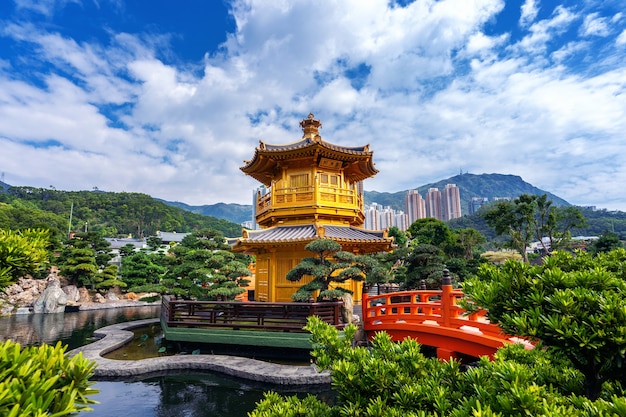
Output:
(300, 113), (322, 139)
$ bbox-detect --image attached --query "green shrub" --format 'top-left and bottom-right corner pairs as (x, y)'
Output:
(0, 340), (98, 416)
(250, 317), (626, 416)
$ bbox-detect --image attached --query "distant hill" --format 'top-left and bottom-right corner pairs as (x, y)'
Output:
(0, 186), (243, 238)
(0, 180), (10, 193)
(158, 173), (570, 224)
(5, 173), (624, 240)
(364, 173), (570, 215)
(158, 200), (252, 225)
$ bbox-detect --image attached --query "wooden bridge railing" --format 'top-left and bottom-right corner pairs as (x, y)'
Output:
(161, 296), (344, 333)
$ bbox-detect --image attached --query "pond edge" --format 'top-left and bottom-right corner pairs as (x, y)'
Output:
(68, 318), (331, 385)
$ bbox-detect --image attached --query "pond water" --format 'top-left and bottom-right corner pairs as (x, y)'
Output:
(0, 306), (333, 416)
(0, 305), (161, 349)
(89, 373), (333, 417)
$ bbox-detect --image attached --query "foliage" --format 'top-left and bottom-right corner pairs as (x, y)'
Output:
(483, 194), (586, 262)
(387, 226), (407, 247)
(462, 249), (626, 400)
(118, 243), (137, 258)
(0, 228), (51, 288)
(56, 232), (113, 288)
(393, 244), (446, 289)
(455, 228), (486, 259)
(0, 340), (98, 416)
(120, 251), (168, 293)
(572, 207), (626, 240)
(249, 391), (333, 417)
(0, 200), (69, 238)
(146, 236), (163, 251)
(399, 220), (485, 286)
(286, 239), (382, 302)
(138, 294), (160, 303)
(407, 218), (458, 255)
(590, 230), (623, 255)
(161, 229), (252, 300)
(94, 264), (125, 291)
(76, 227), (253, 299)
(252, 317), (626, 416)
(0, 187), (242, 238)
(75, 232), (114, 268)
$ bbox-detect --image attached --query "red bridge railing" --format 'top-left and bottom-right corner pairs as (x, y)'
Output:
(362, 273), (531, 359)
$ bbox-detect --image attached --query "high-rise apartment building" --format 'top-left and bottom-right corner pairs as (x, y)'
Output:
(365, 203), (381, 230)
(364, 202), (409, 231)
(425, 188), (443, 220)
(405, 189), (426, 224)
(442, 183), (462, 220)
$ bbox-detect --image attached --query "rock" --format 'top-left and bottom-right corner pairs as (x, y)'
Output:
(106, 289), (119, 301)
(94, 293), (106, 303)
(1, 276), (47, 312)
(63, 285), (81, 303)
(1, 277), (47, 310)
(341, 293), (354, 324)
(33, 278), (68, 314)
(125, 292), (139, 300)
(78, 287), (92, 303)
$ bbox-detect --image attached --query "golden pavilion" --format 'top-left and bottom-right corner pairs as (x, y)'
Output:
(230, 114), (394, 303)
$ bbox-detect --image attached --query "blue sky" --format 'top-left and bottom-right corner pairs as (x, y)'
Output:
(1, 0), (625, 211)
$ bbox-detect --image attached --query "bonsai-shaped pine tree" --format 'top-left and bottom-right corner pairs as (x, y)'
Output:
(164, 229), (252, 300)
(287, 238), (382, 302)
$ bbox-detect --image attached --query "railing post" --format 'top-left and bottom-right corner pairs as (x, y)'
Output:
(441, 269), (452, 327)
(361, 291), (370, 321)
(161, 295), (168, 322)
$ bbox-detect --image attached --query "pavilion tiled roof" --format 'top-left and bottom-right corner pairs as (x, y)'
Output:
(240, 114), (378, 186)
(261, 137), (370, 154)
(230, 224), (392, 249)
(244, 225), (316, 242)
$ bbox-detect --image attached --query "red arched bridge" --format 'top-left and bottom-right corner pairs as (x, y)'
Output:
(362, 281), (532, 360)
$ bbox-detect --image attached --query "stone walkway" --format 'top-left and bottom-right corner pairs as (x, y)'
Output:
(68, 318), (331, 385)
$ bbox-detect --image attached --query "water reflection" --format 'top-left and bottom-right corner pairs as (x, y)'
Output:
(0, 306), (160, 350)
(0, 306), (332, 416)
(90, 373), (334, 417)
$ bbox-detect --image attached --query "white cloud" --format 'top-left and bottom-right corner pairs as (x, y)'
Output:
(515, 5), (577, 55)
(1, 0), (626, 212)
(581, 12), (610, 37)
(551, 40), (593, 63)
(519, 0), (539, 27)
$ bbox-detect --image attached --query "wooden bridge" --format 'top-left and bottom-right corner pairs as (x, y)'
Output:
(362, 276), (532, 360)
(160, 296), (345, 349)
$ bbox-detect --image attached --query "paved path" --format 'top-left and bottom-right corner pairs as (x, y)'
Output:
(68, 318), (330, 385)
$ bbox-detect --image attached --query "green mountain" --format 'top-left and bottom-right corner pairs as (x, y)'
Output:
(158, 200), (252, 225)
(4, 173), (624, 241)
(364, 173), (570, 214)
(0, 186), (243, 238)
(161, 173), (571, 223)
